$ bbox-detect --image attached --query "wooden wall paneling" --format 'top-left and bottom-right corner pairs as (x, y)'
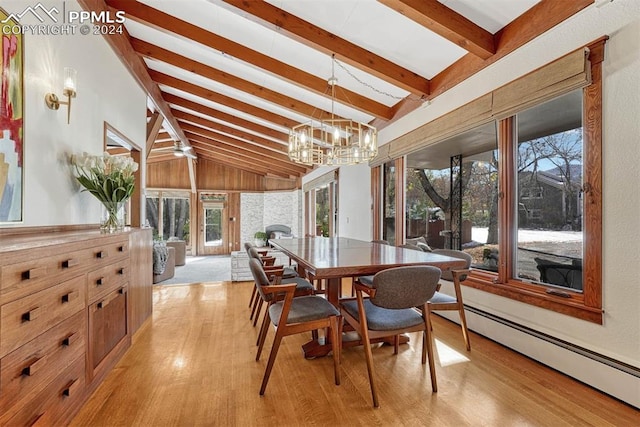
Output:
(147, 158), (191, 189)
(227, 193), (241, 252)
(196, 159), (263, 191)
(128, 228), (153, 334)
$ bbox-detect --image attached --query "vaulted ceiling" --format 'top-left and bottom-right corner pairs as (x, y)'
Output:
(80, 0), (592, 183)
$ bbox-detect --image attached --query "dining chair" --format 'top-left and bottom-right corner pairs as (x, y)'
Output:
(428, 249), (473, 351)
(249, 258), (342, 395)
(245, 242), (272, 311)
(248, 246), (308, 324)
(340, 265), (441, 407)
(352, 239), (390, 295)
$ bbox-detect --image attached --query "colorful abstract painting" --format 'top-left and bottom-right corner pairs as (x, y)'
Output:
(0, 7), (23, 222)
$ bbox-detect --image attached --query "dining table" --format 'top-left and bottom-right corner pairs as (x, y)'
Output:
(269, 237), (468, 357)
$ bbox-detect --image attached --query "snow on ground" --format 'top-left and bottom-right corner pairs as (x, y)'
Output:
(471, 227), (582, 243)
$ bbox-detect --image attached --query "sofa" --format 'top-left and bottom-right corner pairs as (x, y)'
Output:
(153, 246), (175, 284)
(166, 240), (186, 266)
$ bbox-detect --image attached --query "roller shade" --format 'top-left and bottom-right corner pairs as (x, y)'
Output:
(492, 48), (590, 119)
(374, 46), (592, 167)
(302, 170), (338, 192)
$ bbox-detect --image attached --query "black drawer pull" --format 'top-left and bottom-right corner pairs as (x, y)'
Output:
(22, 307), (41, 322)
(118, 268), (125, 275)
(118, 245), (126, 252)
(62, 258), (79, 269)
(96, 250), (107, 259)
(62, 333), (76, 347)
(96, 277), (105, 286)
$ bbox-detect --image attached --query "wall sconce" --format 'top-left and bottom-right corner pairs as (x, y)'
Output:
(45, 67), (77, 124)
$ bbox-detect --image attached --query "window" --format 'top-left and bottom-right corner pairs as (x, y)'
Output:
(146, 190), (191, 245)
(304, 170), (338, 237)
(382, 161), (396, 244)
(373, 41), (604, 322)
(515, 90), (584, 289)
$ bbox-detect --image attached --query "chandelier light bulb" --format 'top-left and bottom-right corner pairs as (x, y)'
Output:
(300, 130), (307, 144)
(364, 131), (371, 146)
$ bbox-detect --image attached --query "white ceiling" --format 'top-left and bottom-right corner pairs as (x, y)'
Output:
(105, 0), (590, 179)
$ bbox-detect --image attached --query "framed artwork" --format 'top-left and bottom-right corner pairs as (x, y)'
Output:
(0, 7), (24, 223)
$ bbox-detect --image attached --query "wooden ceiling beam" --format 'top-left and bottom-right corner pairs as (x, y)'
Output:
(132, 38), (345, 121)
(181, 125), (306, 175)
(378, 0), (495, 59)
(147, 153), (179, 164)
(146, 111), (164, 159)
(172, 109), (288, 154)
(218, 0), (429, 97)
(76, 0), (189, 149)
(105, 0), (392, 120)
(188, 135), (294, 178)
(150, 141), (175, 151)
(196, 150), (275, 177)
(164, 93), (289, 143)
(429, 0), (592, 100)
(149, 70), (299, 129)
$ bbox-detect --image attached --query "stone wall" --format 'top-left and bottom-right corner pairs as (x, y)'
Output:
(240, 191), (301, 244)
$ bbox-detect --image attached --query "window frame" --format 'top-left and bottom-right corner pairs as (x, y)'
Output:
(372, 39), (605, 323)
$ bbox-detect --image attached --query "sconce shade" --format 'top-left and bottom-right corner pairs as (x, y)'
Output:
(45, 67), (77, 124)
(63, 67), (77, 97)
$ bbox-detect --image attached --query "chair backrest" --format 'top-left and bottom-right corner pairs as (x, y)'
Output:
(398, 243), (422, 251)
(371, 239), (389, 245)
(244, 242), (253, 253)
(371, 266), (441, 309)
(432, 249), (472, 281)
(247, 246), (261, 260)
(249, 258), (273, 302)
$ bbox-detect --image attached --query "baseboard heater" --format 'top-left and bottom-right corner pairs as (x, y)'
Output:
(464, 305), (640, 378)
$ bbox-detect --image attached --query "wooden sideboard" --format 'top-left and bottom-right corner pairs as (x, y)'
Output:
(0, 227), (152, 426)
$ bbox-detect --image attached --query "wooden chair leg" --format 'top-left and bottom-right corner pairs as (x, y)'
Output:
(329, 316), (341, 386)
(250, 293), (260, 320)
(252, 299), (263, 327)
(256, 307), (269, 346)
(260, 329), (284, 395)
(256, 310), (271, 359)
(393, 335), (399, 355)
(360, 321), (379, 408)
(424, 310), (438, 392)
(458, 305), (471, 351)
(249, 286), (257, 308)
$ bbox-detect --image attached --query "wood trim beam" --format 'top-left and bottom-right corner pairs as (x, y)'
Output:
(187, 158), (196, 194)
(105, 0), (392, 120)
(148, 70), (299, 129)
(429, 0), (592, 100)
(378, 0), (495, 59)
(181, 126), (306, 175)
(76, 0), (189, 147)
(196, 151), (273, 176)
(147, 153), (179, 163)
(164, 94), (289, 143)
(190, 138), (292, 178)
(219, 0), (429, 97)
(132, 38), (344, 121)
(172, 109), (288, 154)
(146, 111), (164, 159)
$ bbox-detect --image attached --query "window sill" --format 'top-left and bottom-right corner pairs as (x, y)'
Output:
(465, 271), (603, 324)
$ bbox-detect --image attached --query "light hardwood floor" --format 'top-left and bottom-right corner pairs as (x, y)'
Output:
(71, 281), (638, 426)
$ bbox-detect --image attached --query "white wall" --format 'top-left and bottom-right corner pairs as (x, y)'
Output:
(2, 0), (147, 227)
(302, 163), (373, 241)
(319, 0), (640, 406)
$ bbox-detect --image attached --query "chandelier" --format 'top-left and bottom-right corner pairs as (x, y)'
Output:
(288, 55), (378, 166)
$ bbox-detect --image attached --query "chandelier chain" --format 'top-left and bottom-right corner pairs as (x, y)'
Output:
(332, 57), (425, 103)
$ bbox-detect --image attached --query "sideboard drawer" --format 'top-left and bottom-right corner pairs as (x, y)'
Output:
(87, 259), (130, 304)
(0, 249), (91, 304)
(0, 275), (85, 357)
(0, 310), (86, 417)
(0, 355), (86, 427)
(89, 240), (129, 267)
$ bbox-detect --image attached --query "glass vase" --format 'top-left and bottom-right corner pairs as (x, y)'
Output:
(101, 201), (125, 233)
